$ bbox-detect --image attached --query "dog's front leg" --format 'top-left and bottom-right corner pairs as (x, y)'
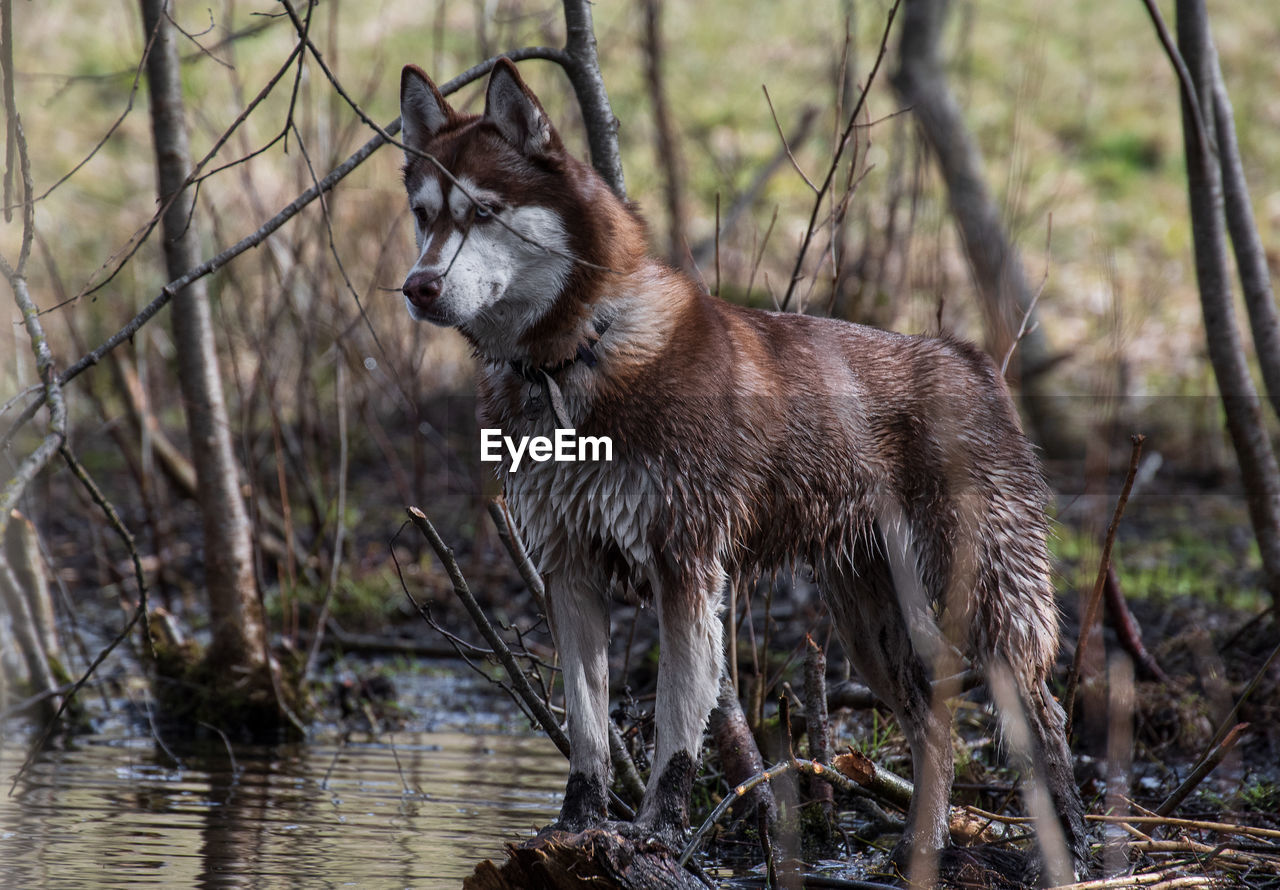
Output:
(547, 574), (612, 833)
(635, 568), (725, 845)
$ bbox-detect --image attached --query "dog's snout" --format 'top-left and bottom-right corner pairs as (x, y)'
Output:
(402, 271), (442, 308)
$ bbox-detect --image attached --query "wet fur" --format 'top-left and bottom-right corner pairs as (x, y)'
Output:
(398, 59), (1088, 876)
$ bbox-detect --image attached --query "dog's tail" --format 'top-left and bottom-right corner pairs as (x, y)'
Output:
(946, 457), (1089, 873)
(960, 474), (1059, 689)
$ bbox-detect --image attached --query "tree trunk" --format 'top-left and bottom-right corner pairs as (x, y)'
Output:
(560, 0), (626, 198)
(465, 827), (704, 890)
(1174, 0), (1280, 605)
(891, 0), (1072, 453)
(1208, 56), (1280, 422)
(140, 0), (268, 669)
(641, 0), (688, 266)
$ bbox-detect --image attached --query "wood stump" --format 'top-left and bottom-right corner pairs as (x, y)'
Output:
(464, 826), (705, 890)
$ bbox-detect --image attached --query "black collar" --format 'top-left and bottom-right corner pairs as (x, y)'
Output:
(509, 317), (612, 383)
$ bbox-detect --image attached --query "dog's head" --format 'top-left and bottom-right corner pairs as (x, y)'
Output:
(398, 60), (588, 356)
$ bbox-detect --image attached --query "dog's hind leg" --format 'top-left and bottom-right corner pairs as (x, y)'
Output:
(546, 571), (612, 832)
(634, 563), (725, 844)
(819, 531), (953, 881)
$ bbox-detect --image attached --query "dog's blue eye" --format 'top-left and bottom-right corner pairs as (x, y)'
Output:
(475, 204), (494, 219)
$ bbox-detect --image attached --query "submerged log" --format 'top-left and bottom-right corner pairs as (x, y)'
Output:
(464, 827), (705, 890)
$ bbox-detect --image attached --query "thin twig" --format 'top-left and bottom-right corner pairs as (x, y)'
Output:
(48, 18), (305, 309)
(0, 47), (558, 448)
(1155, 718), (1249, 817)
(403, 506), (636, 819)
(781, 0), (900, 310)
(303, 358), (349, 683)
(8, 450), (151, 792)
(1064, 433), (1146, 733)
(1001, 214), (1053, 376)
(762, 84), (818, 192)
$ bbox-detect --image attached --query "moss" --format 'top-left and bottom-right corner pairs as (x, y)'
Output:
(1236, 779), (1280, 815)
(150, 635), (309, 743)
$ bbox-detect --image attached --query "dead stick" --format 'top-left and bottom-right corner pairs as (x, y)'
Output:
(407, 505), (635, 820)
(1124, 836), (1268, 868)
(1064, 433), (1145, 734)
(803, 635), (834, 821)
(1052, 868), (1210, 890)
(481, 501), (646, 807)
(1089, 812), (1280, 842)
(408, 506), (566, 748)
(1103, 565), (1173, 685)
(1156, 722), (1249, 818)
(1155, 634), (1280, 816)
(487, 497), (545, 612)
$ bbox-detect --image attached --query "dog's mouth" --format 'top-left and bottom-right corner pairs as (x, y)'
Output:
(404, 294), (449, 325)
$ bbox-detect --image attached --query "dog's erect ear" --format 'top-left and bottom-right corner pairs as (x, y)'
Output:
(400, 65), (452, 159)
(484, 58), (558, 156)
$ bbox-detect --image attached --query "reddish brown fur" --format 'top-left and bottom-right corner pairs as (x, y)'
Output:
(398, 59), (1087, 877)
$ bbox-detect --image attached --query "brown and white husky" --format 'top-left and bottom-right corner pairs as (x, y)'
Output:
(398, 58), (1087, 879)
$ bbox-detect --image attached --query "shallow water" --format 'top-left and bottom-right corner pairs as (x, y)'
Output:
(0, 668), (567, 889)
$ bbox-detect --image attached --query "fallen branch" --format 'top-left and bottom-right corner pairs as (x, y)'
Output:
(1155, 723), (1249, 817)
(483, 497), (645, 807)
(1051, 865), (1219, 890)
(1088, 813), (1280, 843)
(405, 505), (637, 819)
(1103, 565), (1173, 685)
(1124, 837), (1276, 870)
(467, 826), (707, 890)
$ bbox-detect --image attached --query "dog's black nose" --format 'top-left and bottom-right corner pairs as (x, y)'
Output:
(402, 271), (441, 308)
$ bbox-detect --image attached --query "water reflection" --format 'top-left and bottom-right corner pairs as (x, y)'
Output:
(0, 675), (566, 888)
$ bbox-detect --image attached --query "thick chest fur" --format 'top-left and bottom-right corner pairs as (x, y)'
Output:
(479, 369), (662, 590)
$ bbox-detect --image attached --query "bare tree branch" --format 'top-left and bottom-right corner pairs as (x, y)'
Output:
(0, 31), (68, 713)
(781, 0), (900, 311)
(1, 48), (558, 448)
